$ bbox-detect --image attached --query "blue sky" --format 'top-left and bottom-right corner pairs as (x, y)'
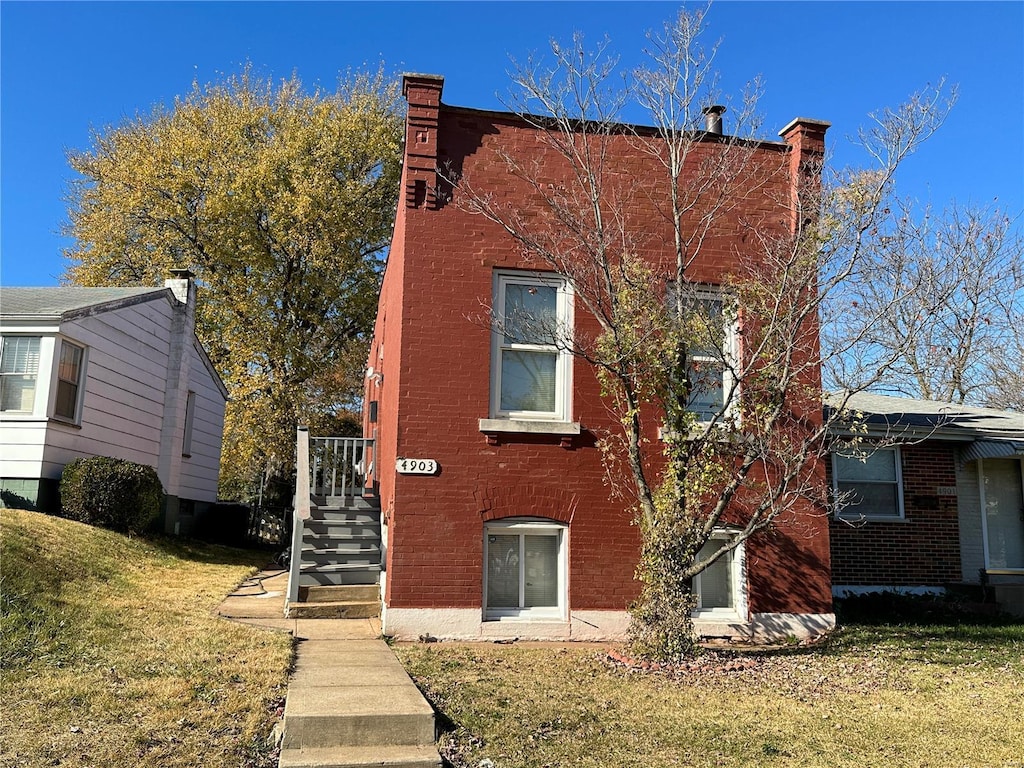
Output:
(2, 1), (1022, 287)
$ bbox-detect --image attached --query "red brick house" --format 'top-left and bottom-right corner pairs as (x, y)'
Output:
(829, 392), (1024, 614)
(340, 73), (837, 643)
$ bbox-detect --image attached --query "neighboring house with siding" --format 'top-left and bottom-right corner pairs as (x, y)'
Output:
(0, 273), (227, 533)
(829, 392), (1024, 614)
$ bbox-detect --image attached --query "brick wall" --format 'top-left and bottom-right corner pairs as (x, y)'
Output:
(830, 442), (962, 586)
(374, 75), (833, 617)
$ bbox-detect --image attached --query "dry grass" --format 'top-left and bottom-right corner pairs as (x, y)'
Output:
(396, 621), (1024, 768)
(0, 508), (292, 768)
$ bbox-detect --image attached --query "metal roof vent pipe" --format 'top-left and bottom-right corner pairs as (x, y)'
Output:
(702, 105), (726, 135)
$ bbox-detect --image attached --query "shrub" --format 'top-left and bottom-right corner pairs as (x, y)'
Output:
(59, 457), (164, 534)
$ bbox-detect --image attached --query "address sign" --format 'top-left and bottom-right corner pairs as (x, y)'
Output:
(396, 457), (438, 475)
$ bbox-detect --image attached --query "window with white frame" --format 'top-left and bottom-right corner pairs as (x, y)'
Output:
(668, 286), (737, 422)
(692, 534), (745, 617)
(53, 341), (85, 422)
(0, 336), (41, 413)
(182, 391), (197, 457)
(832, 447), (904, 519)
(491, 272), (573, 422)
(484, 519), (566, 620)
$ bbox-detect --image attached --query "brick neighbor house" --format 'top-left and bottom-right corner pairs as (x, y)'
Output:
(313, 73), (836, 643)
(829, 392), (1024, 615)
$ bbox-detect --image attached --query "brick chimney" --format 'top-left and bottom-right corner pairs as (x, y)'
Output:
(402, 73), (445, 210)
(780, 117), (831, 235)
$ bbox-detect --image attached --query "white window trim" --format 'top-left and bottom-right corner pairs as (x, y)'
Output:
(832, 446), (906, 520)
(0, 334), (55, 419)
(50, 338), (87, 425)
(692, 532), (747, 621)
(688, 287), (739, 424)
(182, 390), (197, 457)
(489, 271), (574, 424)
(483, 518), (567, 622)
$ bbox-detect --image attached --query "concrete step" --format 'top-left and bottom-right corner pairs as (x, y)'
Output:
(298, 567), (381, 587)
(300, 585), (380, 603)
(286, 601), (380, 620)
(278, 744), (441, 768)
(281, 682), (435, 749)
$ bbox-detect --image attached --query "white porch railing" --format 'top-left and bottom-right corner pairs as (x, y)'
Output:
(286, 431), (375, 608)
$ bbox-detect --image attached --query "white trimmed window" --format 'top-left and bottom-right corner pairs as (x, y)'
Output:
(665, 285), (738, 422)
(0, 336), (41, 413)
(684, 290), (737, 421)
(491, 272), (573, 422)
(53, 340), (85, 422)
(182, 391), (197, 457)
(832, 447), (904, 519)
(484, 519), (567, 620)
(692, 533), (745, 618)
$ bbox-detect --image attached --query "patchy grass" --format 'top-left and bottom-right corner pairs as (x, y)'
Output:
(0, 508), (292, 768)
(395, 620), (1024, 768)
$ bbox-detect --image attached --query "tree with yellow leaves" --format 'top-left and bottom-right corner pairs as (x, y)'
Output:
(64, 68), (403, 500)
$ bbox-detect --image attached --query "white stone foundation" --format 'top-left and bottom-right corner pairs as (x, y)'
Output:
(382, 606), (834, 644)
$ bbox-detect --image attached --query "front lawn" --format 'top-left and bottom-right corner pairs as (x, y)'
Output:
(396, 621), (1024, 768)
(0, 508), (292, 767)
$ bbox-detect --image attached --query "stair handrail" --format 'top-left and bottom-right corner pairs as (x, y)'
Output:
(286, 425), (312, 608)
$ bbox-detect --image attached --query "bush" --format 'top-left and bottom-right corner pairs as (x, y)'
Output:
(59, 457), (164, 534)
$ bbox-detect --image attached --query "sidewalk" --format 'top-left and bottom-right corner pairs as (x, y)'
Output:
(216, 569), (441, 768)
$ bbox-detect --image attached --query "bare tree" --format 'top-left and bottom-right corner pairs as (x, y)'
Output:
(447, 9), (954, 660)
(826, 201), (1023, 408)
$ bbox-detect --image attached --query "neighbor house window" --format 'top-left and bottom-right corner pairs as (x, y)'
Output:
(0, 336), (41, 413)
(182, 391), (197, 457)
(692, 534), (745, 617)
(491, 272), (573, 422)
(53, 341), (85, 421)
(832, 447), (904, 519)
(484, 519), (567, 620)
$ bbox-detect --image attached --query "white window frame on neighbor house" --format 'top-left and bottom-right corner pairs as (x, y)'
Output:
(52, 339), (86, 424)
(832, 446), (905, 520)
(488, 271), (574, 425)
(483, 518), (567, 621)
(0, 334), (88, 424)
(182, 391), (197, 457)
(692, 532), (747, 620)
(0, 335), (42, 415)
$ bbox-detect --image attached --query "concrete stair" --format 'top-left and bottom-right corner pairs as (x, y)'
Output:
(288, 585), (381, 620)
(278, 639), (441, 768)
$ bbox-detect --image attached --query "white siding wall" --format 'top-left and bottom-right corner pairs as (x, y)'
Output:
(957, 450), (984, 583)
(40, 301), (171, 482)
(0, 420), (48, 477)
(178, 342), (226, 502)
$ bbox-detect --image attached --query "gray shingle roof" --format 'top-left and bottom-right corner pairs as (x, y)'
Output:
(0, 286), (166, 318)
(828, 391), (1024, 441)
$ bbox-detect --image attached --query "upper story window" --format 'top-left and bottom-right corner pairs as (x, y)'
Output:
(491, 272), (573, 422)
(0, 336), (41, 413)
(681, 290), (737, 422)
(54, 341), (85, 422)
(832, 446), (905, 520)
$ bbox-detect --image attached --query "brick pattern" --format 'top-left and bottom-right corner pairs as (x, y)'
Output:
(370, 76), (833, 616)
(830, 442), (962, 586)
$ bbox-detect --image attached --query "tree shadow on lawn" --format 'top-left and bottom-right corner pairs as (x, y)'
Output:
(144, 533), (280, 569)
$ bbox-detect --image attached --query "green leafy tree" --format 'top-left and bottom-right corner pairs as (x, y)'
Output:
(64, 68), (403, 499)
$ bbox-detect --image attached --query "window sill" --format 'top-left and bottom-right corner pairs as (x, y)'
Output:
(0, 413), (47, 423)
(479, 418), (581, 436)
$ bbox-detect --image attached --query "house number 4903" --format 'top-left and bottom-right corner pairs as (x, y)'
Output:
(396, 458), (438, 475)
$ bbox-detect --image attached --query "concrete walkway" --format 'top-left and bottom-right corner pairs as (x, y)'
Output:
(216, 570), (441, 768)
